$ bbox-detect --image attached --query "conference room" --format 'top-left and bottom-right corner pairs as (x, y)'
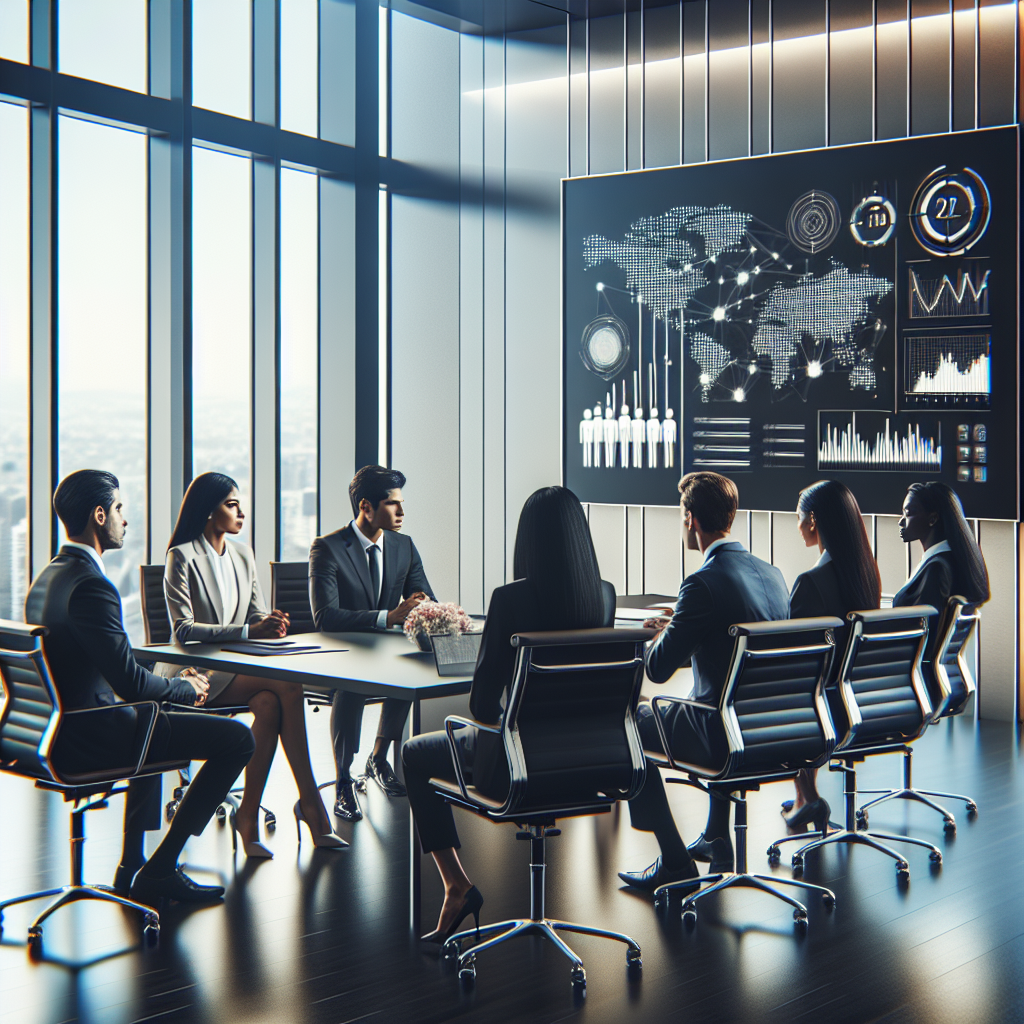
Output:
(0, 2), (1021, 1023)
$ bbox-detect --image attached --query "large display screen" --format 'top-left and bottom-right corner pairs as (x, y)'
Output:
(562, 126), (1019, 520)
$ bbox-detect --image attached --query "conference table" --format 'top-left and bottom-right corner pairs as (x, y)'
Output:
(134, 629), (474, 930)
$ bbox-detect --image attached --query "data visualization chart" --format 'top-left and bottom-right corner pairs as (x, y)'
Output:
(903, 332), (991, 408)
(818, 412), (942, 472)
(908, 265), (990, 318)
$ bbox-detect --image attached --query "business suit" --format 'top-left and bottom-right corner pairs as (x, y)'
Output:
(24, 547), (254, 842)
(402, 578), (616, 853)
(309, 523), (435, 783)
(158, 538), (270, 701)
(894, 546), (956, 669)
(629, 540), (789, 833)
(789, 553), (852, 679)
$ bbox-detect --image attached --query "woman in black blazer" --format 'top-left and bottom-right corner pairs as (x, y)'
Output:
(402, 486), (615, 943)
(785, 480), (881, 831)
(893, 482), (989, 622)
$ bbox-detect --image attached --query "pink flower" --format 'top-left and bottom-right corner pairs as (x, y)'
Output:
(404, 601), (474, 645)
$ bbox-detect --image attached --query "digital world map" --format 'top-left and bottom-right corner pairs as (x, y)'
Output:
(583, 204), (894, 402)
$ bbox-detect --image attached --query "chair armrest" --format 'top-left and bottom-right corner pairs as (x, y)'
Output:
(60, 701), (160, 779)
(649, 695), (718, 774)
(512, 627), (655, 647)
(443, 715), (501, 802)
(730, 616), (843, 637)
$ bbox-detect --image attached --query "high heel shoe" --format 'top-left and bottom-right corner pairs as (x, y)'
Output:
(420, 885), (483, 944)
(230, 809), (273, 858)
(293, 801), (349, 849)
(782, 797), (831, 834)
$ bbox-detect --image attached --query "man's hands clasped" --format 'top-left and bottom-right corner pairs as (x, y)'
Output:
(387, 592), (430, 629)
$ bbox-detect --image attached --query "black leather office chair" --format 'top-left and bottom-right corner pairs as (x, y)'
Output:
(432, 628), (650, 989)
(855, 596), (980, 833)
(0, 619), (189, 953)
(138, 565), (274, 838)
(769, 606), (943, 881)
(648, 617), (841, 931)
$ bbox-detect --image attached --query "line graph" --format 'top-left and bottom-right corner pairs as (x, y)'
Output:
(909, 266), (989, 317)
(818, 412), (942, 472)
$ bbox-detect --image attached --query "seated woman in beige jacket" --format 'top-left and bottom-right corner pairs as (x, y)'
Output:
(161, 472), (344, 856)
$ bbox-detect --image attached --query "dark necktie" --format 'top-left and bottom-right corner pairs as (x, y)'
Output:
(367, 545), (381, 608)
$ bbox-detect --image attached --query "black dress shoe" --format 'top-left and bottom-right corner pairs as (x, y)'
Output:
(334, 780), (363, 821)
(363, 755), (407, 798)
(617, 856), (701, 894)
(706, 836), (735, 874)
(112, 863), (141, 896)
(130, 866), (225, 905)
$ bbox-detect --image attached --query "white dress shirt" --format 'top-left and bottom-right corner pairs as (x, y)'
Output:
(202, 536), (246, 637)
(702, 536), (736, 562)
(350, 520), (389, 630)
(815, 549), (833, 568)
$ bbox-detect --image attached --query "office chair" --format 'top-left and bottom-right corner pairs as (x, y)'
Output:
(768, 606), (943, 881)
(433, 627), (651, 990)
(855, 596), (980, 834)
(648, 617), (841, 931)
(0, 619), (190, 953)
(139, 565), (275, 839)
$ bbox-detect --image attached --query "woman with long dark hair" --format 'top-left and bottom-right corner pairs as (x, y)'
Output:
(161, 473), (344, 855)
(784, 480), (881, 830)
(401, 486), (614, 943)
(894, 481), (990, 613)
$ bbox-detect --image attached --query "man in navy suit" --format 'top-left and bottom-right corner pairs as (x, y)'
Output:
(25, 470), (254, 904)
(309, 466), (435, 821)
(618, 472), (789, 892)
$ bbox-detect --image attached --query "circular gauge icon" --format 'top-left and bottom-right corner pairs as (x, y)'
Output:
(849, 195), (897, 247)
(786, 190), (842, 254)
(580, 315), (631, 380)
(910, 166), (991, 256)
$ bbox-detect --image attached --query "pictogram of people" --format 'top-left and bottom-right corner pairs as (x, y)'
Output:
(603, 406), (618, 467)
(592, 403), (603, 467)
(630, 407), (645, 468)
(646, 407), (661, 468)
(580, 408), (595, 467)
(617, 404), (632, 468)
(662, 408), (677, 468)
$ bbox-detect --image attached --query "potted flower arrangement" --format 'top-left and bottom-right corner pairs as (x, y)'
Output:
(403, 601), (474, 652)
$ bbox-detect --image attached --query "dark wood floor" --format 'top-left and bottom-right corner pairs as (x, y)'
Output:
(1, 708), (1021, 1024)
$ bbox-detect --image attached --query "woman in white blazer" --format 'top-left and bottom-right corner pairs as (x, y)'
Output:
(162, 472), (344, 855)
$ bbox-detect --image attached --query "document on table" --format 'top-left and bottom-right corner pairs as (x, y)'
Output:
(220, 642), (344, 657)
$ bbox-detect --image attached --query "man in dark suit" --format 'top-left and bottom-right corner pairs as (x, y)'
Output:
(618, 472), (789, 892)
(25, 470), (255, 904)
(309, 465), (435, 821)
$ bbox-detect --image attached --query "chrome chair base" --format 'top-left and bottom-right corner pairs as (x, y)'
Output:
(0, 884), (160, 949)
(443, 916), (641, 987)
(857, 787), (976, 836)
(653, 870), (835, 931)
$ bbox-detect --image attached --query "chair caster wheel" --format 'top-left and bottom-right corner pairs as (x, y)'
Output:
(653, 895), (664, 910)
(215, 805), (227, 824)
(929, 850), (942, 863)
(897, 865), (910, 882)
(855, 811), (868, 830)
(767, 845), (781, 864)
(793, 912), (808, 933)
(791, 855), (804, 874)
(458, 958), (476, 984)
(165, 801), (178, 822)
(442, 940), (461, 960)
(626, 948), (642, 970)
(264, 811), (276, 831)
(943, 819), (956, 836)
(570, 965), (586, 988)
(143, 920), (160, 947)
(682, 904), (697, 927)
(822, 893), (835, 910)
(965, 802), (977, 816)
(354, 778), (367, 794)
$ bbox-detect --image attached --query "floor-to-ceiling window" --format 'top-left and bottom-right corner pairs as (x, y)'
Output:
(191, 145), (253, 542)
(279, 166), (319, 560)
(0, 101), (29, 620)
(57, 115), (148, 639)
